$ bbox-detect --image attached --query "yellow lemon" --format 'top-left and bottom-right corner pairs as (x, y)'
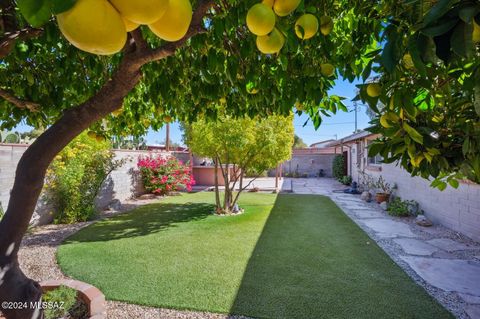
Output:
(319, 16), (333, 35)
(273, 0), (301, 16)
(247, 3), (276, 36)
(95, 135), (105, 142)
(366, 83), (382, 98)
(57, 0), (127, 55)
(473, 20), (480, 43)
(149, 0), (192, 42)
(295, 14), (319, 39)
(109, 0), (170, 24)
(256, 28), (285, 54)
(262, 0), (275, 8)
(87, 131), (97, 139)
(320, 63), (335, 77)
(123, 17), (139, 32)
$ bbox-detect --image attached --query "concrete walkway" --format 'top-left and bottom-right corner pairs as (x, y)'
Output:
(283, 178), (480, 319)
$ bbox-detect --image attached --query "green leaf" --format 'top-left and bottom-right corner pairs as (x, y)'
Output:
(381, 33), (402, 72)
(51, 0), (77, 14)
(458, 5), (480, 23)
(420, 19), (458, 37)
(368, 142), (383, 157)
(403, 122), (424, 144)
(17, 0), (51, 27)
(423, 0), (457, 26)
(448, 178), (459, 188)
(451, 21), (473, 58)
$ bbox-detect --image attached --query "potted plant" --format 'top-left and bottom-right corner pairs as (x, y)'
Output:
(373, 176), (392, 203)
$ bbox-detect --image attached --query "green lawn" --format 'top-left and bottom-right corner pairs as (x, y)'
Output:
(57, 192), (452, 319)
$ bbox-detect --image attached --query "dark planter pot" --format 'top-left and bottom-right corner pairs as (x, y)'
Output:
(375, 192), (390, 204)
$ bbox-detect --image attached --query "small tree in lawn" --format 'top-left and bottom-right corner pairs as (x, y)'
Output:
(185, 114), (293, 214)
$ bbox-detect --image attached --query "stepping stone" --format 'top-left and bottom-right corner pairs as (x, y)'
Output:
(459, 293), (480, 304)
(393, 238), (440, 256)
(401, 256), (480, 296)
(354, 210), (386, 219)
(466, 305), (480, 319)
(361, 218), (416, 238)
(426, 238), (478, 252)
(340, 204), (373, 210)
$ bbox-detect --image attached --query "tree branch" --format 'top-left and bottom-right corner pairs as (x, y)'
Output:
(0, 88), (39, 111)
(0, 27), (43, 59)
(130, 29), (148, 52)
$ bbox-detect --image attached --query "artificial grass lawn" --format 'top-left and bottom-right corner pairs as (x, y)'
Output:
(57, 192), (452, 318)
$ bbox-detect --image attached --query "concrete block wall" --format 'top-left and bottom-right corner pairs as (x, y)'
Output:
(0, 144), (29, 213)
(0, 144), (188, 224)
(350, 142), (480, 242)
(283, 154), (337, 177)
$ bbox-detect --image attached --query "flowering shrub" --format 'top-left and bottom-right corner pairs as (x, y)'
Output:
(138, 155), (195, 195)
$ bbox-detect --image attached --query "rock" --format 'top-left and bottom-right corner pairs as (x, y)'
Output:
(108, 199), (122, 211)
(361, 191), (372, 202)
(138, 193), (156, 200)
(379, 201), (388, 210)
(415, 214), (433, 227)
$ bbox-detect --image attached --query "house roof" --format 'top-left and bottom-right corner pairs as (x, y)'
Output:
(327, 130), (376, 146)
(309, 139), (336, 147)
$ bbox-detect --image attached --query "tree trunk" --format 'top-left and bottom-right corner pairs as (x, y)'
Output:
(0, 56), (142, 319)
(213, 158), (221, 213)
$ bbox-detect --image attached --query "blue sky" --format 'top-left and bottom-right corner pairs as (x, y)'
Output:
(13, 78), (371, 146)
(147, 78), (372, 146)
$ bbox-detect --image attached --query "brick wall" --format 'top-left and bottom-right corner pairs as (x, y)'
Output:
(350, 142), (480, 242)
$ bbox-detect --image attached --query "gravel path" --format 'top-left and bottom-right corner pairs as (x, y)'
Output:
(17, 198), (251, 319)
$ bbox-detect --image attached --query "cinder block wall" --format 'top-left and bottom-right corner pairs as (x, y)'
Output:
(0, 144), (188, 224)
(283, 154), (337, 177)
(350, 143), (480, 242)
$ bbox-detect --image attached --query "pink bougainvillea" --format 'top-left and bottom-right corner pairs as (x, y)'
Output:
(137, 155), (195, 195)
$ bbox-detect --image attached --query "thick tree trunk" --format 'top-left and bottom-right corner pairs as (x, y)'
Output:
(0, 55), (142, 319)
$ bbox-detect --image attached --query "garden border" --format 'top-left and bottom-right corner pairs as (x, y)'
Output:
(41, 279), (106, 319)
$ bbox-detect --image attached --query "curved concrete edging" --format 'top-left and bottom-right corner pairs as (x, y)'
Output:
(41, 279), (106, 319)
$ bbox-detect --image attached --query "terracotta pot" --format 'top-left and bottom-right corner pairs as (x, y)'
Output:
(375, 192), (390, 204)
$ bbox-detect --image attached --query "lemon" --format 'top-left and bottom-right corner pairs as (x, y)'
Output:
(109, 0), (170, 24)
(273, 0), (301, 16)
(164, 115), (172, 123)
(295, 101), (304, 111)
(87, 131), (97, 139)
(256, 28), (285, 54)
(149, 0), (192, 42)
(123, 17), (139, 32)
(320, 63), (335, 77)
(473, 19), (480, 43)
(295, 14), (319, 39)
(57, 0), (127, 55)
(95, 135), (105, 142)
(262, 0), (275, 8)
(366, 83), (382, 98)
(247, 3), (276, 36)
(319, 16), (333, 35)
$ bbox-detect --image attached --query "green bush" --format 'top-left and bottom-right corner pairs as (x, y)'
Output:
(341, 175), (352, 185)
(387, 197), (419, 217)
(332, 155), (345, 180)
(45, 132), (123, 224)
(43, 286), (78, 319)
(0, 202), (4, 221)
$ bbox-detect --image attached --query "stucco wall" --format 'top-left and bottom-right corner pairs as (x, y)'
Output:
(349, 141), (480, 242)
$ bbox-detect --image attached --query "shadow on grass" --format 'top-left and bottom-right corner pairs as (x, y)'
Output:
(229, 194), (453, 319)
(63, 202), (214, 243)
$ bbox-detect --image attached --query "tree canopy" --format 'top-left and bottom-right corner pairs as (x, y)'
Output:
(185, 113), (293, 213)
